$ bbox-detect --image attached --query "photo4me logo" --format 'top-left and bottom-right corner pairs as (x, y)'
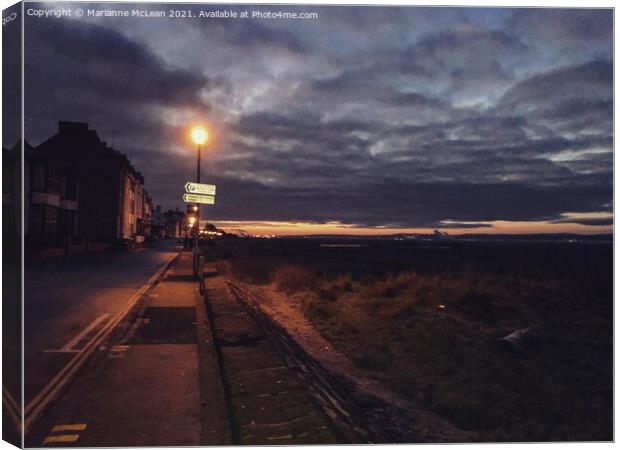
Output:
(2, 11), (17, 26)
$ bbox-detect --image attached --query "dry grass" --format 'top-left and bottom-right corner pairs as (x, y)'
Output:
(302, 270), (611, 441)
(273, 265), (317, 293)
(218, 243), (612, 442)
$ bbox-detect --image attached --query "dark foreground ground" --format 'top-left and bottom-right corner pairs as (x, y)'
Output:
(208, 236), (613, 442)
(24, 249), (352, 446)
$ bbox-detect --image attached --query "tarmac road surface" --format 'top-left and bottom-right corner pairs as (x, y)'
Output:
(24, 240), (181, 426)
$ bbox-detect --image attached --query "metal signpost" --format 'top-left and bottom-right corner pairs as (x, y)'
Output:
(183, 193), (215, 204)
(183, 182), (216, 277)
(185, 182), (216, 196)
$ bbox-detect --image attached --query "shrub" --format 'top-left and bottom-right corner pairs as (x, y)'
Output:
(411, 282), (442, 306)
(300, 294), (334, 321)
(317, 286), (339, 302)
(454, 288), (496, 323)
(316, 274), (354, 302)
(364, 271), (417, 299)
(391, 300), (419, 319)
(215, 261), (231, 276)
(273, 265), (317, 293)
(331, 274), (354, 292)
(353, 343), (392, 371)
(230, 258), (273, 284)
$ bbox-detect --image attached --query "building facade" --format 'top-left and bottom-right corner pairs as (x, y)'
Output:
(3, 121), (156, 258)
(163, 208), (186, 239)
(35, 121), (149, 250)
(4, 140), (82, 258)
(151, 204), (166, 239)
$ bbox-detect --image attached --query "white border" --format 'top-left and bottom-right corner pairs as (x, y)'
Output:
(0, 1), (615, 450)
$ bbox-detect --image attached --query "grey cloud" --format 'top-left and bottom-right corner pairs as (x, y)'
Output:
(22, 6), (613, 231)
(189, 9), (309, 55)
(23, 14), (211, 199)
(435, 222), (494, 229)
(25, 18), (208, 109)
(551, 218), (613, 227)
(199, 175), (611, 228)
(498, 60), (612, 117)
(507, 9), (613, 53)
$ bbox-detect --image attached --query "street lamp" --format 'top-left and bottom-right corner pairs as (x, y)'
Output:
(191, 127), (208, 147)
(190, 126), (209, 277)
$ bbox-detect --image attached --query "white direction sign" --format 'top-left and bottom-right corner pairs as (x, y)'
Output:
(183, 193), (215, 205)
(185, 182), (216, 196)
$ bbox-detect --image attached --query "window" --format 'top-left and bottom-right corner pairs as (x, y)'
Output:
(58, 210), (78, 236)
(45, 206), (58, 234)
(47, 163), (62, 194)
(29, 205), (45, 235)
(66, 210), (77, 235)
(30, 205), (59, 235)
(64, 176), (78, 201)
(32, 163), (46, 192)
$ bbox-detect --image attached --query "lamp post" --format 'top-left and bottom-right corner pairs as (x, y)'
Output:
(190, 126), (208, 277)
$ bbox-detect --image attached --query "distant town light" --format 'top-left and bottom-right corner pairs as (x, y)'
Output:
(190, 126), (208, 146)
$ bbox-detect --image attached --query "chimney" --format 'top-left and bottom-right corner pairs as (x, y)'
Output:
(58, 121), (89, 133)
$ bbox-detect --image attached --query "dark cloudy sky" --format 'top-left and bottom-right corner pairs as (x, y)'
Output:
(22, 3), (613, 234)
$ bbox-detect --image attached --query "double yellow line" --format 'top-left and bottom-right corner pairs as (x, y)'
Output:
(3, 385), (21, 434)
(24, 251), (180, 434)
(42, 423), (87, 445)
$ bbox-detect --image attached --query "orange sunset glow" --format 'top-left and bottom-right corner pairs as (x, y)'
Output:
(211, 214), (613, 237)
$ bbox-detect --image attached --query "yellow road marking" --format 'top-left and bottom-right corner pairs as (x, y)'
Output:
(43, 434), (80, 444)
(43, 349), (81, 354)
(62, 314), (110, 351)
(110, 346), (129, 352)
(2, 386), (20, 413)
(267, 434), (293, 440)
(51, 424), (87, 432)
(2, 387), (21, 432)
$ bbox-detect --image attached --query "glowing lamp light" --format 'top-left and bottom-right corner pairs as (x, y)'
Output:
(190, 126), (208, 146)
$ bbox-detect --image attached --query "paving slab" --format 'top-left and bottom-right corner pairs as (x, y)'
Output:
(64, 344), (202, 447)
(204, 269), (342, 445)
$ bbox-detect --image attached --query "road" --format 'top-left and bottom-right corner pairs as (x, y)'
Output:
(25, 250), (230, 447)
(24, 240), (180, 423)
(22, 248), (358, 446)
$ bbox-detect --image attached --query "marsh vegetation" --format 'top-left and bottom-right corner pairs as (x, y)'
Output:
(210, 238), (612, 441)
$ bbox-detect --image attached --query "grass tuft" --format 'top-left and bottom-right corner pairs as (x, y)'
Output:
(273, 265), (317, 293)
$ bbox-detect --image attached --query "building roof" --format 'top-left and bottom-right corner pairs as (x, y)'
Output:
(3, 139), (34, 162)
(37, 121), (145, 184)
